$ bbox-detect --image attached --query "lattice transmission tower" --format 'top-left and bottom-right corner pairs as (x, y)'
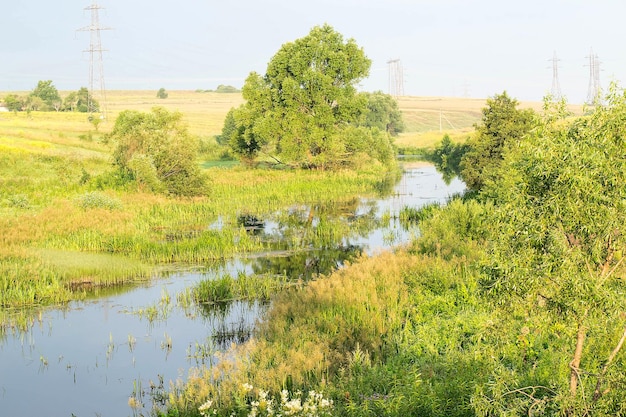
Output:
(549, 51), (562, 100)
(586, 48), (602, 105)
(387, 59), (404, 97)
(78, 1), (111, 120)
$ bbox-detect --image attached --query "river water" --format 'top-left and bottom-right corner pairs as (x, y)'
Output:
(0, 165), (464, 417)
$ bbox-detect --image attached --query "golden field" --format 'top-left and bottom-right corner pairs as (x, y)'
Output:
(1, 90), (583, 151)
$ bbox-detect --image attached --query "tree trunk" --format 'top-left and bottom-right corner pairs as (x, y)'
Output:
(569, 311), (588, 398)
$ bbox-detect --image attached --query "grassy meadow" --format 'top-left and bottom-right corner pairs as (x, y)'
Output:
(0, 90), (572, 311)
(0, 89), (400, 309)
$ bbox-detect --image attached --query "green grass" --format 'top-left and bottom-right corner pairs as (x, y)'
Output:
(0, 91), (493, 311)
(191, 272), (295, 304)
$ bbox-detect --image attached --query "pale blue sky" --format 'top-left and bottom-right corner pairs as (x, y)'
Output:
(2, 0), (625, 103)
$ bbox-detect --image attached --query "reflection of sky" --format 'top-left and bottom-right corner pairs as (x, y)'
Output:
(0, 273), (264, 417)
(356, 165), (466, 254)
(0, 165), (464, 417)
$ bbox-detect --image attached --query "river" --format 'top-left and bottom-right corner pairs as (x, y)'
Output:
(0, 165), (464, 417)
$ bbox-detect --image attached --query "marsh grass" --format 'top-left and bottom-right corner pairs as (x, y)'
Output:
(192, 272), (295, 304)
(0, 91), (489, 312)
(0, 158), (391, 308)
(38, 249), (152, 287)
(162, 250), (486, 416)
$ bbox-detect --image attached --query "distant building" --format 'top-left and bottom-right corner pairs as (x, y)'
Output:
(0, 104), (9, 112)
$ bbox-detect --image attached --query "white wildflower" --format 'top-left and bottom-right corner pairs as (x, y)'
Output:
(198, 399), (213, 416)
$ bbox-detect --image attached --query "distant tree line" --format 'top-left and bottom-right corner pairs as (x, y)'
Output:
(2, 80), (98, 113)
(195, 85), (241, 94)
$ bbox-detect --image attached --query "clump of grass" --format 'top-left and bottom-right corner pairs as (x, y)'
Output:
(192, 272), (293, 304)
(0, 252), (73, 308)
(74, 191), (122, 210)
(6, 194), (30, 209)
(399, 201), (441, 224)
(37, 249), (152, 288)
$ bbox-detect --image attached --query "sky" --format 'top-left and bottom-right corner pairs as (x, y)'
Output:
(2, 0), (625, 103)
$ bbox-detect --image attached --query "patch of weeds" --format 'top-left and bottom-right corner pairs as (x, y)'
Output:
(6, 194), (30, 209)
(75, 191), (122, 210)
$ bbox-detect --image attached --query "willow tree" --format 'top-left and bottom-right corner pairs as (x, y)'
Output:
(107, 107), (208, 196)
(460, 92), (535, 192)
(478, 88), (626, 415)
(227, 24), (394, 169)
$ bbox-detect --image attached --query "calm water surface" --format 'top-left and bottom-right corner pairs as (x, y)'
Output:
(0, 165), (464, 417)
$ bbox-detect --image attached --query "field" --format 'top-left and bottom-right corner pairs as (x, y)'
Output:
(2, 89), (581, 149)
(394, 95), (583, 148)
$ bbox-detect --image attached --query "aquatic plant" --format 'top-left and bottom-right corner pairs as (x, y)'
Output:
(192, 272), (294, 304)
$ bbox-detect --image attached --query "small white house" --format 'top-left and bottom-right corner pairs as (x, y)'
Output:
(0, 104), (8, 112)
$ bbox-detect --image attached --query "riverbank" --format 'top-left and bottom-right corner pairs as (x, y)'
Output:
(0, 164), (464, 417)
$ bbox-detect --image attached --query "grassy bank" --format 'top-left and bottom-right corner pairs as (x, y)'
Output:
(160, 200), (492, 417)
(1, 91), (494, 308)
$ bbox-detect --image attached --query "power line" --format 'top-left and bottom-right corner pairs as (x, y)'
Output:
(78, 1), (111, 120)
(387, 59), (404, 97)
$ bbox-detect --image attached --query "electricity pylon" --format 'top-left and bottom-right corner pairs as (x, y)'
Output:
(585, 48), (602, 105)
(549, 51), (562, 100)
(387, 59), (404, 97)
(78, 1), (111, 120)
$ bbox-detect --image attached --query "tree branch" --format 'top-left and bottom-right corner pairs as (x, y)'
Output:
(592, 322), (626, 401)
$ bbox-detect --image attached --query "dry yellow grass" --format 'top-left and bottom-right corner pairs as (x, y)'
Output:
(393, 95), (584, 149)
(1, 89), (584, 151)
(105, 90), (245, 137)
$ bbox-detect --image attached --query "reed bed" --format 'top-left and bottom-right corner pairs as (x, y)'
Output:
(0, 135), (392, 310)
(191, 272), (295, 304)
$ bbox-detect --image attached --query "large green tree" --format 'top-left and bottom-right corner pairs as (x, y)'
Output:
(459, 91), (535, 191)
(107, 107), (208, 196)
(358, 91), (405, 136)
(478, 88), (626, 414)
(30, 80), (61, 111)
(227, 24), (393, 169)
(62, 87), (97, 113)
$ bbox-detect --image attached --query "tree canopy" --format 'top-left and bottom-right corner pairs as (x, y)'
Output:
(358, 91), (405, 136)
(107, 107), (208, 196)
(475, 87), (626, 413)
(157, 88), (169, 99)
(225, 24), (395, 169)
(30, 80), (61, 111)
(63, 87), (97, 113)
(459, 91), (535, 191)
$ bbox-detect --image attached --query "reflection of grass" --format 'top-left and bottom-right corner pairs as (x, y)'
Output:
(38, 249), (151, 287)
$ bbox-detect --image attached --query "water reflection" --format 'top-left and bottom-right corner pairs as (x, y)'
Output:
(0, 165), (465, 417)
(237, 199), (379, 281)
